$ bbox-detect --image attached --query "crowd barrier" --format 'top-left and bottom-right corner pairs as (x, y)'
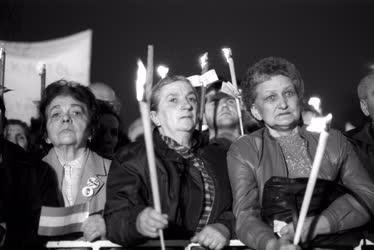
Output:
(46, 239), (245, 250)
(46, 239), (373, 250)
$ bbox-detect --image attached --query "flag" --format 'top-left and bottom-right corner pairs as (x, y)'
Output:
(38, 203), (89, 236)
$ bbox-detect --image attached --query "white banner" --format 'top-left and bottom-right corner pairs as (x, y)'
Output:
(0, 29), (92, 124)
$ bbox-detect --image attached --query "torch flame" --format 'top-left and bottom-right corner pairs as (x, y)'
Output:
(307, 113), (333, 133)
(222, 48), (232, 63)
(136, 59), (147, 102)
(36, 62), (46, 75)
(308, 97), (321, 114)
(200, 52), (208, 70)
(157, 65), (169, 79)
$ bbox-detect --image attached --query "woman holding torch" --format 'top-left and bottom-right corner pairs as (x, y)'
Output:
(227, 57), (374, 250)
(105, 75), (234, 249)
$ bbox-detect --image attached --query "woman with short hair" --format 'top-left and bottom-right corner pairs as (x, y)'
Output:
(40, 80), (110, 241)
(105, 76), (234, 249)
(228, 57), (374, 250)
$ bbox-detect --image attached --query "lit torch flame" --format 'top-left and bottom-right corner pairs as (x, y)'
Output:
(308, 97), (322, 114)
(199, 52), (208, 71)
(157, 65), (169, 79)
(307, 113), (333, 133)
(36, 61), (46, 75)
(136, 60), (147, 102)
(222, 48), (232, 63)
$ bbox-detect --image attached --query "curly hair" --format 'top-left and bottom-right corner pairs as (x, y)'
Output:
(241, 57), (304, 111)
(39, 79), (98, 139)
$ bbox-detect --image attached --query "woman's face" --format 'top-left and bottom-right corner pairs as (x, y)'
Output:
(45, 95), (90, 149)
(151, 81), (198, 138)
(251, 75), (301, 132)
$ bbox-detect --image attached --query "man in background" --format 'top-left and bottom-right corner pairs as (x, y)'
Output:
(345, 73), (374, 181)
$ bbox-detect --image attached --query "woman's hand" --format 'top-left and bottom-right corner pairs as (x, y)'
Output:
(279, 216), (330, 243)
(265, 239), (301, 250)
(81, 214), (106, 242)
(136, 207), (168, 238)
(190, 223), (230, 250)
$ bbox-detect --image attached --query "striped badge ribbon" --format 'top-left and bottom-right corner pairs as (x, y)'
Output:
(38, 203), (89, 236)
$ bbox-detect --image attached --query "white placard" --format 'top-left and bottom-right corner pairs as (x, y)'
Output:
(187, 69), (219, 87)
(0, 30), (92, 124)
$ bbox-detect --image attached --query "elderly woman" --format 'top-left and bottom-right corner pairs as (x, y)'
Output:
(105, 76), (234, 249)
(40, 80), (111, 241)
(227, 57), (374, 250)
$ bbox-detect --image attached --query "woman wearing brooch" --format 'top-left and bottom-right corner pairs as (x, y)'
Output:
(40, 80), (110, 241)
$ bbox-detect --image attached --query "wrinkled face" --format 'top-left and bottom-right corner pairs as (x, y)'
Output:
(45, 95), (90, 149)
(5, 124), (28, 150)
(251, 75), (300, 132)
(150, 81), (197, 138)
(95, 114), (119, 156)
(360, 82), (374, 121)
(205, 93), (238, 130)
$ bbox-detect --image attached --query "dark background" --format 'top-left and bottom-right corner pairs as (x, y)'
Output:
(1, 0), (374, 131)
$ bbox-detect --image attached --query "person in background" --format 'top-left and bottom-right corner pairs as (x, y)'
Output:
(228, 57), (374, 250)
(345, 73), (374, 181)
(105, 76), (234, 249)
(301, 102), (319, 126)
(90, 102), (120, 159)
(205, 89), (240, 145)
(40, 80), (110, 241)
(0, 90), (59, 250)
(89, 82), (121, 115)
(4, 119), (29, 151)
(127, 117), (144, 142)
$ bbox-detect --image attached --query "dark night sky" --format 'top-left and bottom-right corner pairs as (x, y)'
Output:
(1, 0), (374, 131)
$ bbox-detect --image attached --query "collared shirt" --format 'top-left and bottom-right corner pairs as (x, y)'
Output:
(56, 149), (87, 206)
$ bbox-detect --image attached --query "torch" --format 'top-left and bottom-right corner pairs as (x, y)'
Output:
(198, 52), (208, 132)
(0, 48), (6, 99)
(293, 97), (332, 245)
(38, 63), (46, 99)
(136, 60), (165, 250)
(222, 48), (244, 135)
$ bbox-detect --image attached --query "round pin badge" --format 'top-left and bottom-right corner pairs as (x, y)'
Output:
(82, 186), (94, 197)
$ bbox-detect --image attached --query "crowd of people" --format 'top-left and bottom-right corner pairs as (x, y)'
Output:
(1, 56), (374, 250)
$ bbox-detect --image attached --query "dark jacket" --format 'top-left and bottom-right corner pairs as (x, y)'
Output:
(227, 126), (374, 250)
(0, 138), (60, 250)
(345, 122), (374, 182)
(104, 130), (234, 246)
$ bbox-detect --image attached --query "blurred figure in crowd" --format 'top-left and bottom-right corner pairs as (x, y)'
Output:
(40, 80), (110, 241)
(4, 119), (29, 151)
(0, 89), (59, 250)
(345, 73), (374, 181)
(205, 89), (240, 144)
(127, 117), (144, 142)
(89, 82), (121, 115)
(105, 76), (234, 249)
(228, 57), (374, 250)
(301, 101), (319, 126)
(91, 102), (120, 159)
